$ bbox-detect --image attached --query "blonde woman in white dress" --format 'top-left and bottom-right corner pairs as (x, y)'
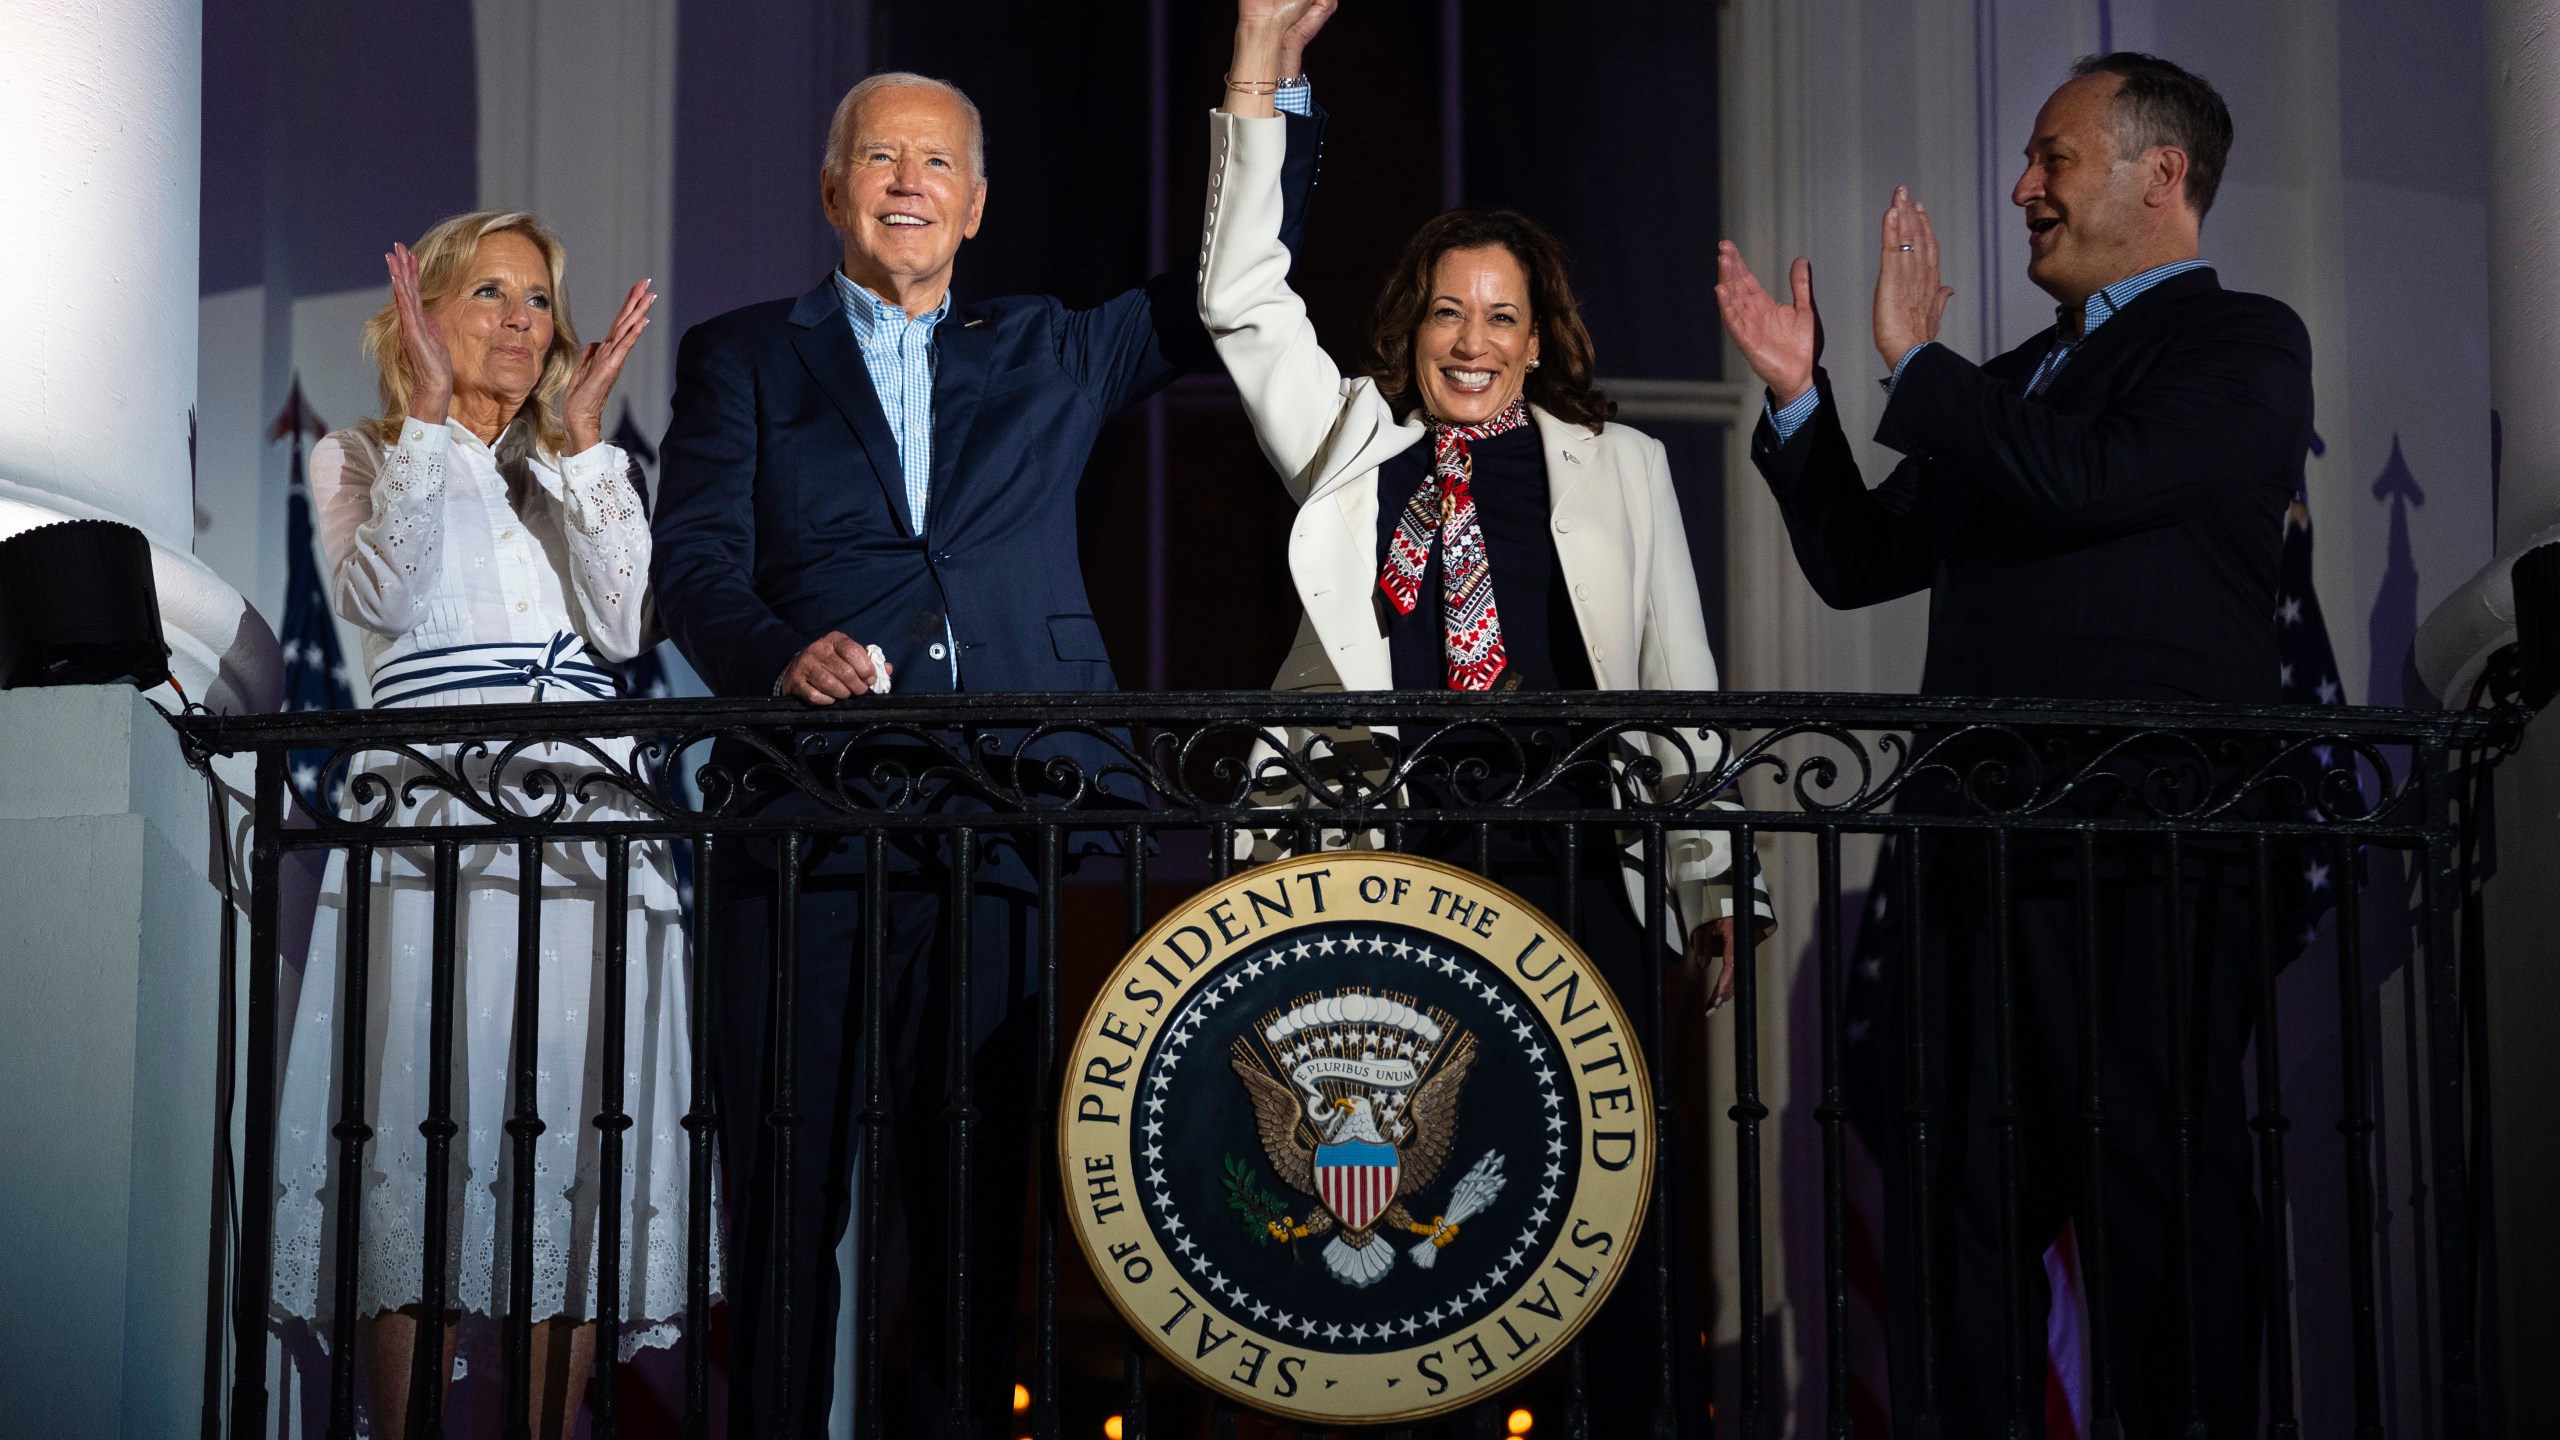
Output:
(270, 210), (714, 1438)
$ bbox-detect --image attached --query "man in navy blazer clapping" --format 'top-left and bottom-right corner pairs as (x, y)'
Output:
(653, 8), (1334, 1432)
(1718, 53), (2309, 1440)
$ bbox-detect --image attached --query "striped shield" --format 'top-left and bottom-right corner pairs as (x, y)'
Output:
(1314, 1140), (1400, 1232)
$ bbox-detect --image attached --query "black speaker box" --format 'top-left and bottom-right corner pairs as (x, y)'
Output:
(0, 519), (172, 691)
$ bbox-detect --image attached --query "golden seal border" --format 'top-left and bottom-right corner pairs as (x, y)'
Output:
(1059, 851), (1656, 1426)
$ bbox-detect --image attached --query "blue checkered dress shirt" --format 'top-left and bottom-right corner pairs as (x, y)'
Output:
(834, 270), (949, 535)
(1766, 257), (2215, 442)
(833, 270), (956, 682)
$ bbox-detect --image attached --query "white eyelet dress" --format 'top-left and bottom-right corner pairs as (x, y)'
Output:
(270, 415), (719, 1370)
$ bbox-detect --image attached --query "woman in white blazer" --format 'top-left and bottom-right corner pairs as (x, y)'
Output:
(1206, 10), (1754, 1428)
(1202, 30), (1762, 968)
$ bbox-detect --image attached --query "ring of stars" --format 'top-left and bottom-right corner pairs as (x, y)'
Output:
(1132, 925), (1576, 1351)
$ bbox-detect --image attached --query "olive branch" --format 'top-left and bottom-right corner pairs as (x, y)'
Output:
(1222, 1155), (1303, 1261)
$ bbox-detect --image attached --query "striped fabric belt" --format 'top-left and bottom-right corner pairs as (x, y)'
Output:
(369, 632), (619, 707)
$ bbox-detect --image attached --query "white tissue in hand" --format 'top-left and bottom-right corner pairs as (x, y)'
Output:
(866, 643), (891, 695)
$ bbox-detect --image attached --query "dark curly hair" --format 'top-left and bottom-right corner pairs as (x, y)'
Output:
(1364, 208), (1615, 432)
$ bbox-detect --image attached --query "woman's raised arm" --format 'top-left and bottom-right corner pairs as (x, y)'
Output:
(1202, 2), (1393, 500)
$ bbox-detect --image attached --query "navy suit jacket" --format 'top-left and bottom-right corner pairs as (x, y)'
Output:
(653, 107), (1325, 705)
(1750, 269), (2312, 703)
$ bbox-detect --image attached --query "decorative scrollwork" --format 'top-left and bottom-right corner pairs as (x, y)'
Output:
(280, 731), (678, 833)
(167, 695), (2512, 844)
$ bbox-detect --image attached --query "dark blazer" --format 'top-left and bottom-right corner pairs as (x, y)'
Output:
(653, 108), (1326, 701)
(1750, 269), (2312, 702)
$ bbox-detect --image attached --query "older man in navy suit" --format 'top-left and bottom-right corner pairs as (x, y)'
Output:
(654, 7), (1335, 1435)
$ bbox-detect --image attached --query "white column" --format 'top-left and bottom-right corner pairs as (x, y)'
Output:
(0, 0), (278, 713)
(2427, 3), (2560, 1429)
(0, 687), (225, 1438)
(2419, 0), (2560, 697)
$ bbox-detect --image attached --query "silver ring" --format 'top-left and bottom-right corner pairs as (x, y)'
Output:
(1898, 244), (1914, 251)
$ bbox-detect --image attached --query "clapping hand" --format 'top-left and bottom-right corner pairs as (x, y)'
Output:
(562, 279), (658, 455)
(1873, 186), (1954, 368)
(1714, 242), (1823, 406)
(386, 242), (455, 426)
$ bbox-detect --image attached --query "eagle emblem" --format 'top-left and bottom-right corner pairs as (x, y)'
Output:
(1063, 856), (1657, 1423)
(1228, 989), (1508, 1288)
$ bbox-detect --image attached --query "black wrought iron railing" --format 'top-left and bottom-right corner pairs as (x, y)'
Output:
(172, 690), (2530, 1439)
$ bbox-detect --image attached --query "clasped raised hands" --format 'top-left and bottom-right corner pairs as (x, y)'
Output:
(1227, 0), (1336, 118)
(1238, 0), (1337, 63)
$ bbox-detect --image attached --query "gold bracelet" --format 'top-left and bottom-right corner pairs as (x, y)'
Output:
(1225, 74), (1282, 96)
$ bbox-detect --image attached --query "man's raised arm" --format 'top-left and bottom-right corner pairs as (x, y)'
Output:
(1062, 0), (1335, 419)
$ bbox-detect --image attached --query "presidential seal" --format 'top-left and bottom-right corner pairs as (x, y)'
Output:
(1061, 852), (1653, 1425)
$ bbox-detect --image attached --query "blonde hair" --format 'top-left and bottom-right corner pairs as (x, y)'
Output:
(361, 211), (580, 452)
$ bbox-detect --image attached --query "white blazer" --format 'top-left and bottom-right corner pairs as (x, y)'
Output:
(1197, 110), (1762, 934)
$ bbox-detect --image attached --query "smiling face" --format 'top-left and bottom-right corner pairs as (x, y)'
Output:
(1411, 245), (1542, 427)
(823, 82), (987, 307)
(432, 230), (555, 414)
(2013, 72), (2190, 310)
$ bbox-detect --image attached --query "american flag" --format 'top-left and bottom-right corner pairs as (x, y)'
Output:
(2275, 446), (2356, 951)
(1835, 459), (2352, 1436)
(272, 377), (353, 808)
(2278, 475), (2348, 711)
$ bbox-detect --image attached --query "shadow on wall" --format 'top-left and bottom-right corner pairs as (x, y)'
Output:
(2368, 435), (2429, 708)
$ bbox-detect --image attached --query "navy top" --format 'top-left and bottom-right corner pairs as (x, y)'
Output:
(1749, 267), (2309, 702)
(1375, 425), (1595, 692)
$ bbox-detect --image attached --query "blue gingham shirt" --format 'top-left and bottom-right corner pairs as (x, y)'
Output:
(833, 270), (957, 682)
(1766, 257), (2214, 443)
(835, 270), (949, 534)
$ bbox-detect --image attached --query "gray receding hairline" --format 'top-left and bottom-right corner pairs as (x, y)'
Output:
(824, 71), (987, 181)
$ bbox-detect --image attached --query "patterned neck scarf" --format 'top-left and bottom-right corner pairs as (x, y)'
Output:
(1378, 398), (1531, 691)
